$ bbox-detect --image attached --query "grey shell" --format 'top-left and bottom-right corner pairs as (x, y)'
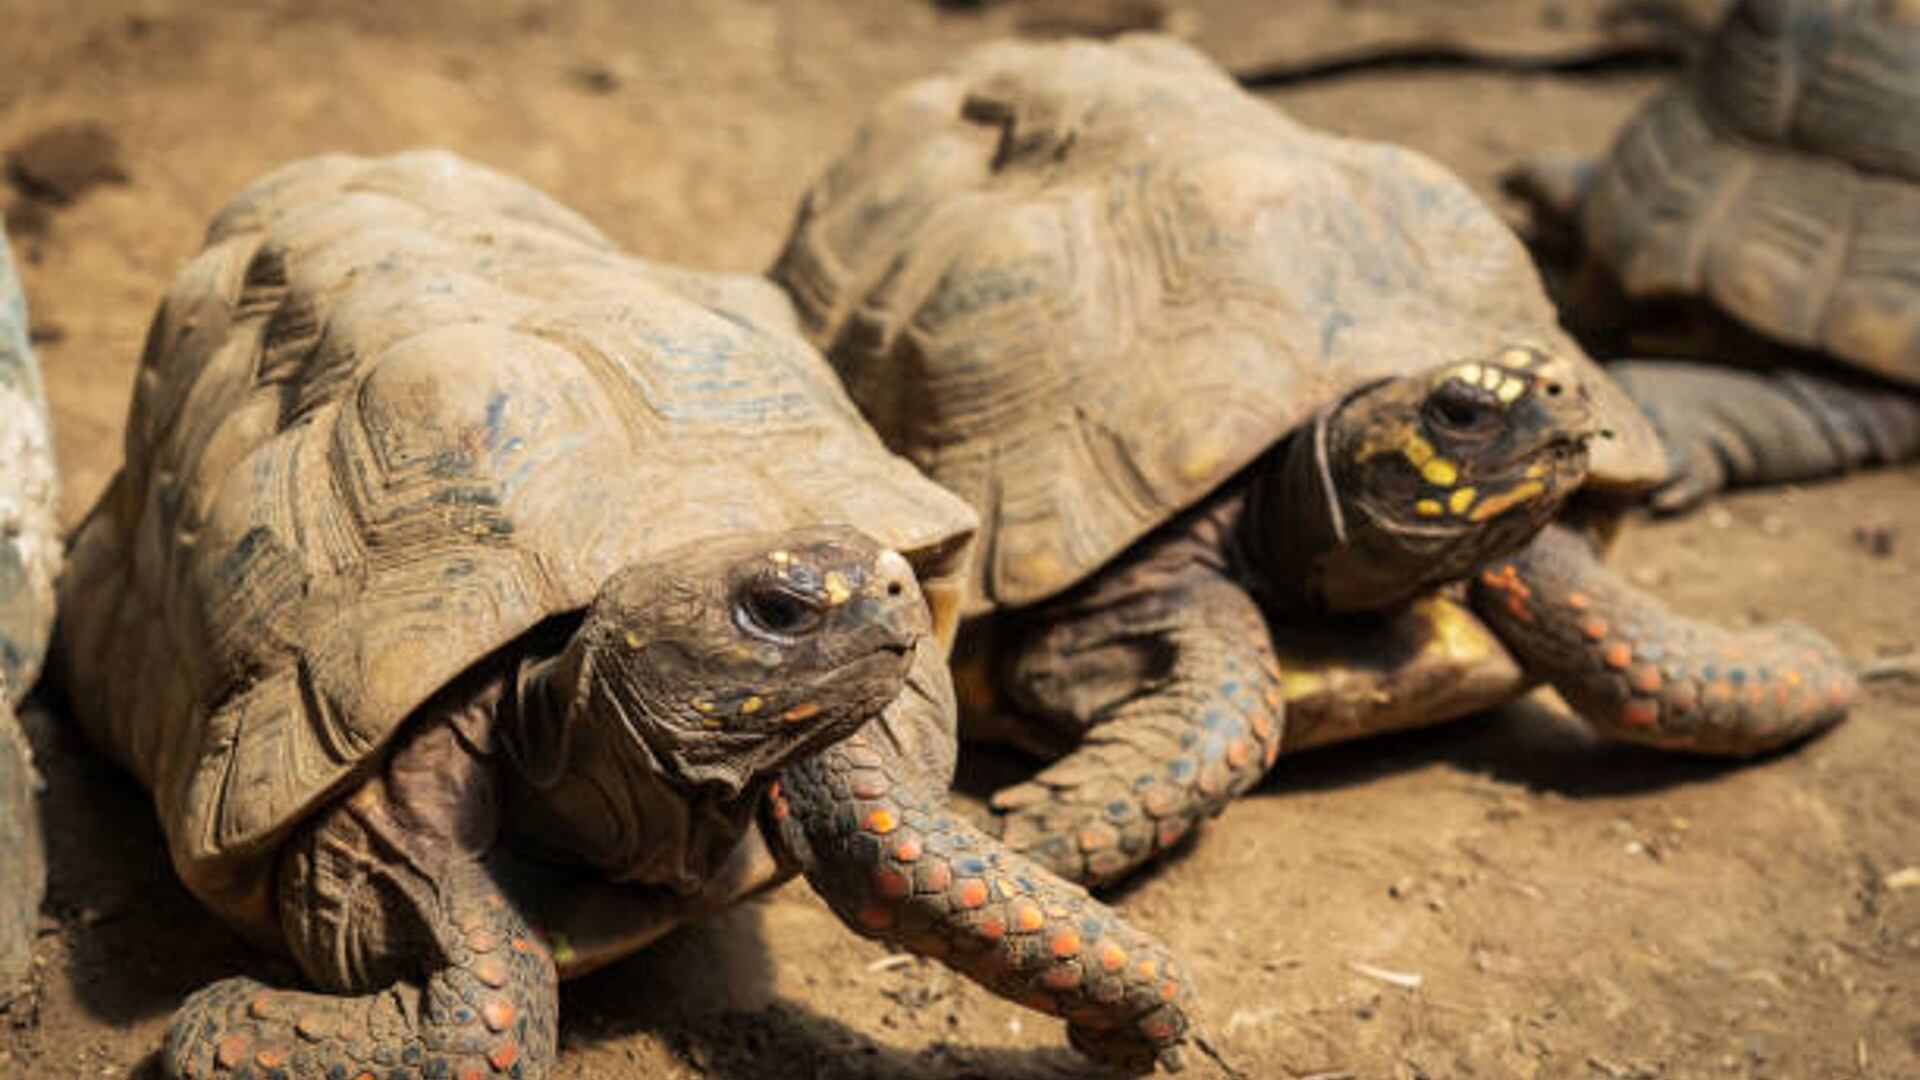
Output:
(775, 34), (1664, 613)
(57, 152), (977, 932)
(1582, 0), (1920, 386)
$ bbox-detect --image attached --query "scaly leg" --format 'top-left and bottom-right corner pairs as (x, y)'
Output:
(989, 539), (1285, 889)
(1473, 524), (1855, 755)
(1612, 360), (1920, 513)
(163, 720), (559, 1080)
(773, 643), (1197, 1074)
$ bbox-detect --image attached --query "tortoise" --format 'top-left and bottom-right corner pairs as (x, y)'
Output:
(771, 34), (1860, 889)
(1506, 0), (1920, 512)
(0, 221), (57, 1001)
(55, 151), (1200, 1079)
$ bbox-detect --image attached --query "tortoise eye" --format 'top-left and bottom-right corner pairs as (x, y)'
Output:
(1424, 381), (1505, 438)
(737, 580), (826, 638)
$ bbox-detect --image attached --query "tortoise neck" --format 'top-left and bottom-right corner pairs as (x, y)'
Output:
(1231, 414), (1352, 617)
(496, 641), (763, 894)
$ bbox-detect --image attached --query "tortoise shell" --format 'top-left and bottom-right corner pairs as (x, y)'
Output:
(58, 152), (977, 934)
(774, 34), (1664, 613)
(1581, 0), (1920, 387)
(0, 224), (57, 697)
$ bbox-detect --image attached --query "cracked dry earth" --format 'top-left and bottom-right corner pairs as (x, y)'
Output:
(2, 1), (1916, 1077)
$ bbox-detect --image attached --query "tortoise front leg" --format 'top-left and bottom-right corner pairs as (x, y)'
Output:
(163, 721), (558, 1080)
(1472, 523), (1855, 755)
(772, 648), (1197, 1074)
(1612, 360), (1920, 513)
(988, 554), (1286, 889)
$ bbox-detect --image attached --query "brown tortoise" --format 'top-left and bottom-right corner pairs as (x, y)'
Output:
(1509, 0), (1920, 512)
(0, 221), (57, 1001)
(56, 152), (1201, 1079)
(772, 35), (1861, 889)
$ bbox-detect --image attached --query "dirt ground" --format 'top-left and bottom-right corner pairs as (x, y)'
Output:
(1, 1), (1916, 1077)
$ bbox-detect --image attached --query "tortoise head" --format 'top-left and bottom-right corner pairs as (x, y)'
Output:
(1255, 345), (1595, 615)
(551, 524), (927, 795)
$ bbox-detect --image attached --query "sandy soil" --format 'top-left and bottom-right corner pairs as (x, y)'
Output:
(2, 1), (1916, 1077)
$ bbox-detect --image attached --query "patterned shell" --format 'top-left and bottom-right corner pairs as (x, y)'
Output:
(0, 223), (58, 699)
(58, 153), (977, 930)
(774, 35), (1664, 613)
(1582, 0), (1920, 387)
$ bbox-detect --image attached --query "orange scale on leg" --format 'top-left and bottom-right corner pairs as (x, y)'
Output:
(214, 1035), (250, 1070)
(1603, 642), (1633, 670)
(1581, 617), (1610, 642)
(1619, 700), (1660, 728)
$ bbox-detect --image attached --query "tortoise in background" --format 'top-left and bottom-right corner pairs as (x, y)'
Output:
(58, 152), (1197, 1079)
(773, 35), (1857, 889)
(0, 222), (57, 1003)
(1510, 0), (1920, 511)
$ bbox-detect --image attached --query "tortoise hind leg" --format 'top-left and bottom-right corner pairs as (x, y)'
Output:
(989, 547), (1286, 888)
(163, 721), (558, 1080)
(1472, 524), (1854, 755)
(1612, 360), (1920, 514)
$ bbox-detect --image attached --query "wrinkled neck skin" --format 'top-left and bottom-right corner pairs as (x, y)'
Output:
(1234, 400), (1563, 618)
(495, 641), (765, 897)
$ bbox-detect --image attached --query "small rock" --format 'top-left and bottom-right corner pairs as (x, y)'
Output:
(1852, 523), (1897, 558)
(5, 122), (129, 206)
(1885, 867), (1920, 891)
(1706, 505), (1733, 530)
(571, 62), (621, 94)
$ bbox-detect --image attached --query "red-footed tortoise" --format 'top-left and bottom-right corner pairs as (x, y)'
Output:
(772, 35), (1859, 889)
(0, 221), (57, 1001)
(57, 152), (1199, 1078)
(1509, 0), (1920, 512)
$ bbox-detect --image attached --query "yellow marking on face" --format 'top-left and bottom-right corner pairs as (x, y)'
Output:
(693, 699), (716, 713)
(1501, 346), (1541, 367)
(623, 631), (642, 650)
(740, 695), (764, 715)
(1280, 669), (1328, 704)
(1448, 486), (1478, 515)
(1496, 376), (1525, 404)
(1524, 460), (1547, 479)
(1402, 433), (1435, 467)
(823, 572), (852, 605)
(701, 716), (725, 730)
(769, 550), (792, 565)
(1451, 362), (1484, 385)
(1479, 367), (1505, 391)
(1467, 480), (1546, 522)
(1421, 457), (1459, 487)
(1415, 498), (1443, 518)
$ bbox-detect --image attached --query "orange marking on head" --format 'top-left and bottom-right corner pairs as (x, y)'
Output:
(1136, 958), (1158, 982)
(1160, 980), (1182, 1002)
(857, 905), (895, 930)
(1603, 642), (1633, 670)
(892, 836), (922, 862)
(979, 915), (1007, 942)
(488, 1041), (520, 1072)
(1783, 669), (1804, 688)
(864, 809), (898, 835)
(1620, 700), (1660, 728)
(1012, 900), (1047, 933)
(956, 879), (989, 909)
(214, 1036), (250, 1070)
(1628, 665), (1661, 694)
(1226, 739), (1251, 769)
(1099, 943), (1129, 972)
(1050, 929), (1083, 958)
(1566, 592), (1592, 611)
(1580, 617), (1610, 642)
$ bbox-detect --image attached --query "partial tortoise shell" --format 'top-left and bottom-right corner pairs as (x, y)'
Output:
(1582, 0), (1920, 387)
(775, 34), (1664, 614)
(58, 152), (977, 938)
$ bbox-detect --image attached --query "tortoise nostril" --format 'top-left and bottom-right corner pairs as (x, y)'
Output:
(886, 581), (903, 597)
(1544, 381), (1564, 397)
